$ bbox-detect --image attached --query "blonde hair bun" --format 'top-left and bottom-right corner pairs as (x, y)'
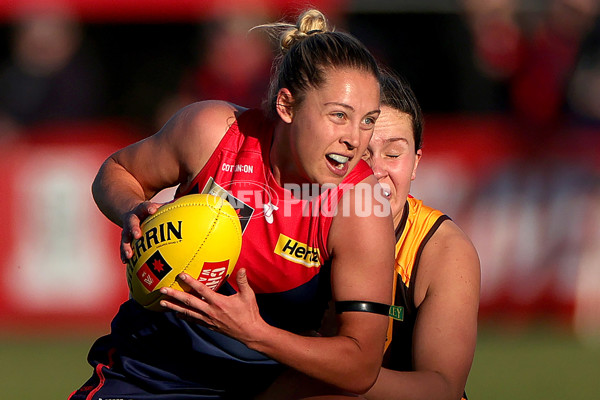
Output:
(280, 9), (330, 51)
(252, 9), (331, 53)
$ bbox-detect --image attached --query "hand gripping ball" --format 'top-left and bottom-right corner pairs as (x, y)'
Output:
(126, 194), (242, 311)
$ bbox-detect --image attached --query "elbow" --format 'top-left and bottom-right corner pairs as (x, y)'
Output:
(339, 363), (380, 395)
(91, 157), (113, 202)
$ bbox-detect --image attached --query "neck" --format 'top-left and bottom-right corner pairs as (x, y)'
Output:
(393, 199), (409, 230)
(269, 122), (305, 187)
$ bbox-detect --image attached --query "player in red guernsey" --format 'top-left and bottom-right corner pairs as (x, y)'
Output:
(70, 9), (395, 400)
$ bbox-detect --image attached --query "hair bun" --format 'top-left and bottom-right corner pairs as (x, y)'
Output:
(280, 9), (330, 52)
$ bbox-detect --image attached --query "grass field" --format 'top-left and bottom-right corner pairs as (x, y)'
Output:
(1, 324), (599, 399)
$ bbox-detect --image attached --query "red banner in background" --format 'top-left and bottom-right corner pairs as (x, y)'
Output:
(0, 122), (139, 334)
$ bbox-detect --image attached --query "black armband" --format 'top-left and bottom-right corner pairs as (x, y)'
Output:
(335, 301), (404, 321)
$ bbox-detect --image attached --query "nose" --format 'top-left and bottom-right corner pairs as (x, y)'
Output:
(370, 156), (387, 180)
(341, 126), (361, 150)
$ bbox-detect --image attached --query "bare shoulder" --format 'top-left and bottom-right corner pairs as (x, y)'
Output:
(414, 219), (481, 306)
(164, 100), (244, 145)
(429, 219), (478, 258)
(160, 100), (247, 177)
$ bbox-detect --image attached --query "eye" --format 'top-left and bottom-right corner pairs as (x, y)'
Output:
(363, 117), (376, 125)
(333, 112), (346, 119)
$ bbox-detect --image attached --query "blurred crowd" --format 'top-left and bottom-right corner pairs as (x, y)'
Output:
(1, 0), (600, 138)
(0, 6), (106, 140)
(461, 0), (600, 147)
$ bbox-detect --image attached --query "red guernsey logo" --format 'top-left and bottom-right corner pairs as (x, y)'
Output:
(199, 261), (230, 291)
(137, 251), (173, 291)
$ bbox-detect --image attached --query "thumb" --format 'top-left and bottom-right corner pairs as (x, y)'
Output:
(236, 268), (254, 295)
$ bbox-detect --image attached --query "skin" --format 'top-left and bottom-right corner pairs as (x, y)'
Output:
(362, 108), (421, 227)
(362, 106), (480, 400)
(257, 105), (480, 400)
(271, 69), (382, 186)
(91, 67), (396, 395)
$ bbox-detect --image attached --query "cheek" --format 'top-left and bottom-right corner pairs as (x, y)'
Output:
(389, 164), (414, 197)
(360, 129), (374, 147)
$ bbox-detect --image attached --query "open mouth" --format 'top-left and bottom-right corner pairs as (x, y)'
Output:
(326, 153), (350, 170)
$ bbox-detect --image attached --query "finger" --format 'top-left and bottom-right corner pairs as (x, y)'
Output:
(159, 286), (209, 312)
(130, 219), (142, 240)
(177, 273), (218, 302)
(144, 201), (160, 215)
(120, 230), (134, 262)
(121, 246), (132, 263)
(137, 201), (160, 221)
(159, 289), (219, 330)
(159, 297), (208, 322)
(236, 268), (254, 297)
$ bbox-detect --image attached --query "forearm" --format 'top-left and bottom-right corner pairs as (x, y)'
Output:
(366, 368), (461, 400)
(247, 321), (384, 394)
(91, 156), (147, 226)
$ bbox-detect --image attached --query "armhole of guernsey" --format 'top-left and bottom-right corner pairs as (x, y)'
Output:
(406, 213), (451, 306)
(179, 109), (254, 197)
(384, 199), (450, 353)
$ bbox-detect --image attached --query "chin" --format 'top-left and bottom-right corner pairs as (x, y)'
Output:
(320, 177), (345, 187)
(391, 202), (404, 220)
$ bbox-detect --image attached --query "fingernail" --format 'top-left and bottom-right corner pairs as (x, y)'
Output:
(179, 273), (187, 280)
(160, 288), (168, 294)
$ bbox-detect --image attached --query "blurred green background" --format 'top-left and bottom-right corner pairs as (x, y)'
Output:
(1, 323), (599, 399)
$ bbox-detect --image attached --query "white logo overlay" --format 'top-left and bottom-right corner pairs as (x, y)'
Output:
(213, 180), (391, 220)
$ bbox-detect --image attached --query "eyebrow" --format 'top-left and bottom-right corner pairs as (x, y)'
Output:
(384, 137), (410, 145)
(324, 102), (381, 117)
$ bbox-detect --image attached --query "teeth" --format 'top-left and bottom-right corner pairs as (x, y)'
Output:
(328, 154), (349, 164)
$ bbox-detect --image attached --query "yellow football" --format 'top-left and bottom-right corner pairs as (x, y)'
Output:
(126, 194), (242, 311)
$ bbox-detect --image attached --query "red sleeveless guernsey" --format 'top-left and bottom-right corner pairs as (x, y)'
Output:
(70, 108), (374, 400)
(179, 108), (373, 299)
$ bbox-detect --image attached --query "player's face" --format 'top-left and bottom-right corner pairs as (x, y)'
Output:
(284, 67), (381, 186)
(363, 106), (421, 225)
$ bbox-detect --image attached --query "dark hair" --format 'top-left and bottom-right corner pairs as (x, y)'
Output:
(379, 69), (424, 150)
(253, 9), (380, 119)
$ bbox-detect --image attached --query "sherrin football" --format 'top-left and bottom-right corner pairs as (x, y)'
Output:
(126, 194), (242, 311)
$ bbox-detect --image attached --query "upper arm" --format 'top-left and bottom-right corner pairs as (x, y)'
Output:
(412, 220), (481, 396)
(105, 100), (240, 199)
(327, 175), (396, 365)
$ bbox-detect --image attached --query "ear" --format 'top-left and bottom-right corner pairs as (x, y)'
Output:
(275, 88), (294, 123)
(411, 149), (422, 181)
